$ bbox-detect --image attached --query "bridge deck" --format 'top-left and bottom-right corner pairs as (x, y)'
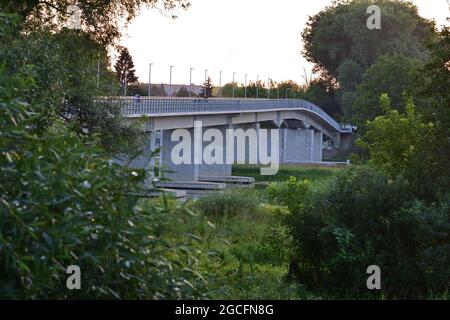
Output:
(101, 97), (353, 133)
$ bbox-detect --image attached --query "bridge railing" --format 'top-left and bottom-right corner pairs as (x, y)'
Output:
(100, 97), (352, 133)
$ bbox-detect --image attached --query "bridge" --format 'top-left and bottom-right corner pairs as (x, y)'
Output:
(108, 97), (354, 184)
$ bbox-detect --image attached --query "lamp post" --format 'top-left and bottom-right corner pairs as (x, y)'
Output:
(267, 78), (271, 99)
(277, 86), (280, 100)
(169, 65), (174, 97)
(148, 63), (153, 96)
(124, 67), (128, 96)
(204, 69), (208, 98)
(286, 88), (291, 100)
(189, 67), (193, 98)
(219, 71), (223, 97)
(232, 72), (236, 98)
(244, 74), (248, 98)
(256, 75), (260, 99)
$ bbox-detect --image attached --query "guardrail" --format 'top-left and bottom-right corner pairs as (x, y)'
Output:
(100, 97), (353, 133)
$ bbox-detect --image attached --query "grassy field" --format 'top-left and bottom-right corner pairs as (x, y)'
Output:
(160, 164), (344, 299)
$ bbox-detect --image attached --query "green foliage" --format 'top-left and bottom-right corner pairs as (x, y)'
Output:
(194, 189), (260, 217)
(0, 24), (143, 154)
(302, 0), (434, 121)
(303, 76), (341, 118)
(344, 54), (423, 128)
(302, 0), (433, 78)
(359, 94), (442, 201)
(267, 177), (310, 213)
(200, 77), (214, 98)
(183, 192), (314, 300)
(3, 0), (191, 45)
(0, 16), (205, 299)
(287, 166), (450, 298)
(114, 47), (139, 95)
(416, 26), (450, 195)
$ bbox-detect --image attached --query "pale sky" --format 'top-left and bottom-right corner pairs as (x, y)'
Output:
(121, 0), (449, 87)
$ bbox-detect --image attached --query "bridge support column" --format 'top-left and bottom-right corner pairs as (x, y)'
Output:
(309, 129), (314, 162)
(281, 128), (324, 163)
(160, 128), (199, 182)
(198, 125), (232, 178)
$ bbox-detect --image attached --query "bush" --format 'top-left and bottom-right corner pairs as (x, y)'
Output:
(195, 189), (260, 217)
(267, 176), (309, 213)
(287, 166), (450, 298)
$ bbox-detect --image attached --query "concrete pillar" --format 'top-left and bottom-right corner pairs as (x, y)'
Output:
(318, 131), (323, 161)
(313, 131), (323, 162)
(309, 129), (314, 162)
(159, 129), (164, 179)
(160, 128), (200, 181)
(198, 125), (232, 177)
(282, 128), (310, 163)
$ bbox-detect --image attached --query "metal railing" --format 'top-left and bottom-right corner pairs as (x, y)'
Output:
(100, 97), (352, 133)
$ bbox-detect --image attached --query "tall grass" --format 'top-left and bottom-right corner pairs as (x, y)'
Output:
(233, 164), (342, 182)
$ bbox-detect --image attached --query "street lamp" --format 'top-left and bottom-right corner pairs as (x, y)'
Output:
(204, 69), (208, 98)
(286, 88), (291, 100)
(169, 65), (174, 97)
(232, 72), (236, 98)
(256, 75), (259, 99)
(267, 78), (271, 99)
(219, 71), (223, 97)
(244, 74), (248, 98)
(124, 67), (128, 96)
(148, 63), (153, 97)
(189, 67), (194, 98)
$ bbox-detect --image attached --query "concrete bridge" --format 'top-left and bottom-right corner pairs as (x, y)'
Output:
(108, 97), (353, 183)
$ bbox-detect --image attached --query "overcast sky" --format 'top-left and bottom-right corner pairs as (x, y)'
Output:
(120, 0), (449, 86)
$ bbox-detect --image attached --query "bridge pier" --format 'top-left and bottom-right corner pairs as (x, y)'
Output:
(280, 119), (323, 163)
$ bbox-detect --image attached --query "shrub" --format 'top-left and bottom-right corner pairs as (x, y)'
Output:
(266, 176), (309, 213)
(287, 166), (450, 298)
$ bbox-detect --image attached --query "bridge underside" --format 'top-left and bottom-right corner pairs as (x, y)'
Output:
(118, 109), (350, 182)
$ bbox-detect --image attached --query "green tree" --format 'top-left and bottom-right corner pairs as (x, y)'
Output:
(304, 77), (341, 119)
(416, 27), (450, 183)
(114, 47), (139, 96)
(176, 86), (190, 97)
(200, 77), (214, 98)
(302, 0), (433, 79)
(0, 14), (207, 299)
(2, 0), (191, 45)
(345, 54), (423, 129)
(358, 94), (439, 201)
(302, 0), (434, 120)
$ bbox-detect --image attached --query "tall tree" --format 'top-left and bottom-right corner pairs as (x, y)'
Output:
(114, 47), (139, 96)
(344, 54), (423, 129)
(200, 77), (214, 98)
(2, 0), (190, 45)
(302, 0), (433, 79)
(301, 0), (435, 124)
